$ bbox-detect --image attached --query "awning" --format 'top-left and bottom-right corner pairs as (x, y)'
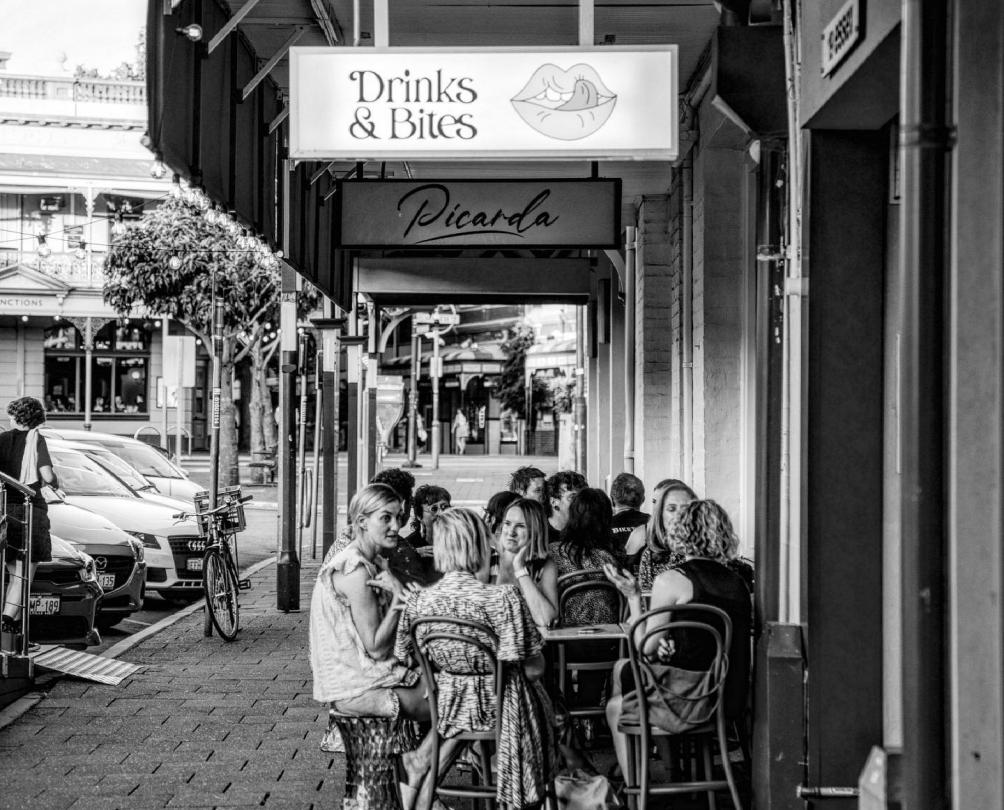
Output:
(526, 336), (577, 371)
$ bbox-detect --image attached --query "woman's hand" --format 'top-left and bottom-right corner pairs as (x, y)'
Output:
(603, 562), (640, 598)
(367, 569), (406, 602)
(655, 636), (676, 663)
(415, 545), (434, 558)
(512, 543), (529, 572)
(388, 581), (423, 612)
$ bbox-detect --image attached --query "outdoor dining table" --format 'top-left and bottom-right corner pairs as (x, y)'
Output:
(539, 622), (629, 642)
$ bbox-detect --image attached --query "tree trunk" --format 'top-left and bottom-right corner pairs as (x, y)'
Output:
(248, 339), (273, 484)
(219, 337), (240, 486)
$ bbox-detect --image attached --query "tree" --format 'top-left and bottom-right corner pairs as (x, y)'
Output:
(75, 28), (146, 82)
(103, 193), (316, 485)
(494, 323), (551, 427)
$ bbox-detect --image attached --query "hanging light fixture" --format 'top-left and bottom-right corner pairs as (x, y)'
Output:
(36, 234), (51, 258)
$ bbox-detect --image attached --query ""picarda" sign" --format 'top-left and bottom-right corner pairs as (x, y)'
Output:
(336, 179), (621, 249)
(290, 47), (677, 160)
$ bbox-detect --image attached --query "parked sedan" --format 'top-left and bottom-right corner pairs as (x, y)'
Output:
(48, 438), (192, 513)
(41, 428), (205, 502)
(29, 535), (103, 649)
(46, 496), (147, 631)
(47, 447), (204, 601)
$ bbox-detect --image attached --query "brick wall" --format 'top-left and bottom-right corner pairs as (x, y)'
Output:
(635, 194), (674, 491)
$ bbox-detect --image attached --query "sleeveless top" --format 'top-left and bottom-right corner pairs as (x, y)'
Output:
(670, 559), (753, 720)
(309, 544), (417, 703)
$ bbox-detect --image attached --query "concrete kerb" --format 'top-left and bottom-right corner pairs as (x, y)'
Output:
(0, 554), (278, 733)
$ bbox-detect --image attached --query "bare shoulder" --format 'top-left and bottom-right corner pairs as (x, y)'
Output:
(651, 568), (693, 606)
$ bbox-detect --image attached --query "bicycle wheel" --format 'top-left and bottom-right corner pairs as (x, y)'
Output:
(203, 547), (240, 641)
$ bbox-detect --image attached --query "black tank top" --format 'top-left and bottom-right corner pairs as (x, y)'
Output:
(672, 559), (752, 720)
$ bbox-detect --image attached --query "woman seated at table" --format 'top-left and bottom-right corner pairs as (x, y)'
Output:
(309, 484), (431, 794)
(395, 507), (556, 810)
(603, 499), (753, 777)
(550, 487), (622, 708)
(484, 489), (520, 536)
(401, 484), (451, 546)
(550, 487), (620, 625)
(493, 497), (559, 628)
(628, 479), (697, 589)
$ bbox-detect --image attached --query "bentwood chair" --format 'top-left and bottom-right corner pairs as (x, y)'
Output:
(555, 570), (625, 720)
(618, 604), (743, 810)
(409, 616), (504, 810)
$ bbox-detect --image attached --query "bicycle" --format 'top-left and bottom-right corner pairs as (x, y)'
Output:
(173, 486), (253, 641)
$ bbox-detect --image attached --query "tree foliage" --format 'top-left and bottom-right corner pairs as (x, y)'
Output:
(103, 194), (318, 483)
(494, 323), (551, 423)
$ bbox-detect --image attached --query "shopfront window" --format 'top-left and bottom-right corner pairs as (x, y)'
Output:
(43, 321), (151, 416)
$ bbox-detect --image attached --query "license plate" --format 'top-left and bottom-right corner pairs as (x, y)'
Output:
(187, 557), (204, 572)
(98, 573), (116, 590)
(29, 595), (60, 616)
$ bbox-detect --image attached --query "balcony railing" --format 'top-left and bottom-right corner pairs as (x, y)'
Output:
(0, 250), (106, 288)
(0, 74), (145, 106)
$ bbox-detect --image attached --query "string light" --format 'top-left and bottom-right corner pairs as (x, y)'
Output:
(168, 256), (183, 270)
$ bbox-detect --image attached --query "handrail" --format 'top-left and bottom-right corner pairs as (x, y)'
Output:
(0, 74), (146, 105)
(0, 471), (34, 498)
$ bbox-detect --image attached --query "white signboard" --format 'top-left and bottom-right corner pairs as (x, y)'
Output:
(162, 336), (197, 388)
(290, 47), (678, 161)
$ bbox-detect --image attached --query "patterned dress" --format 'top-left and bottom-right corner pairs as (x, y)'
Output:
(395, 572), (556, 810)
(637, 546), (685, 592)
(548, 542), (620, 626)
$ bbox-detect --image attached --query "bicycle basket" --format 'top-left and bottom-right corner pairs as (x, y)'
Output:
(193, 486), (247, 535)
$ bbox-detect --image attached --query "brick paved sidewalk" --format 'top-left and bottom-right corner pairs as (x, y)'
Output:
(0, 558), (338, 810)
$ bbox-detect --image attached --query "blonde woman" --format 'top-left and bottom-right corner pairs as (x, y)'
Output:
(625, 479), (698, 588)
(309, 484), (430, 793)
(396, 508), (555, 810)
(492, 497), (559, 628)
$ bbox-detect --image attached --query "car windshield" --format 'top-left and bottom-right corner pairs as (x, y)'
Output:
(83, 447), (154, 491)
(103, 443), (185, 479)
(51, 450), (137, 498)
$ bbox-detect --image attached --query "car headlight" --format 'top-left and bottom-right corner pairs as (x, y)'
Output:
(79, 553), (97, 584)
(127, 538), (146, 563)
(127, 531), (160, 549)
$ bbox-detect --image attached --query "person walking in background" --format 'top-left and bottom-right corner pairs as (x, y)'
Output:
(0, 397), (60, 638)
(451, 409), (470, 455)
(508, 465), (546, 502)
(609, 473), (650, 559)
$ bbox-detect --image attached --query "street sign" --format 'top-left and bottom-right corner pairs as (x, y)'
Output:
(414, 312), (461, 325)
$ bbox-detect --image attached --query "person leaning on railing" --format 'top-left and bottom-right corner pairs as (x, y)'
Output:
(0, 396), (62, 635)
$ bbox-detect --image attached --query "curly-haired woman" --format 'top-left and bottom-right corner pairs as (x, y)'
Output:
(0, 396), (60, 635)
(604, 499), (752, 776)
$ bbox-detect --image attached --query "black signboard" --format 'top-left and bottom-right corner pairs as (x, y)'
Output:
(337, 178), (620, 249)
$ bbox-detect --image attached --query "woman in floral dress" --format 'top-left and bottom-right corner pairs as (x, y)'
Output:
(396, 507), (556, 810)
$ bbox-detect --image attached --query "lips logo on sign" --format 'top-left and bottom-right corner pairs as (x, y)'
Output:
(511, 63), (617, 141)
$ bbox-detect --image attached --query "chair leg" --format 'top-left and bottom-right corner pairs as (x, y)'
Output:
(701, 737), (717, 810)
(638, 732), (650, 810)
(624, 734), (639, 810)
(716, 716), (744, 810)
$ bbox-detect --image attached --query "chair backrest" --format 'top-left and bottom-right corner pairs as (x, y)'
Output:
(409, 615), (506, 738)
(624, 604), (732, 734)
(557, 569), (624, 626)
